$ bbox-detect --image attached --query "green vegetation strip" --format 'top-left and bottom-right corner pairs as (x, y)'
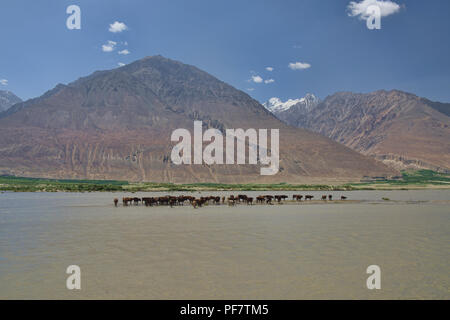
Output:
(0, 170), (448, 192)
(353, 170), (450, 187)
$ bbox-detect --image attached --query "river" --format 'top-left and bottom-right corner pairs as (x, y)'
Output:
(0, 190), (448, 299)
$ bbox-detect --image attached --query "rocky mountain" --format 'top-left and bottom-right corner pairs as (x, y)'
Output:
(0, 90), (22, 113)
(279, 90), (450, 172)
(0, 56), (396, 183)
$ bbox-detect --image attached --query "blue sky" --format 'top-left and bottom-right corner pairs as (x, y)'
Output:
(0, 0), (449, 103)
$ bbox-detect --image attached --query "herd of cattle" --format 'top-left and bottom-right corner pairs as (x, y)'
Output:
(114, 194), (348, 208)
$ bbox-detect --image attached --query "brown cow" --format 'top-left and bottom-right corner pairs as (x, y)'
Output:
(256, 196), (265, 204)
(122, 197), (133, 206)
(142, 197), (155, 206)
(238, 194), (248, 202)
(113, 198), (118, 207)
(265, 195), (273, 204)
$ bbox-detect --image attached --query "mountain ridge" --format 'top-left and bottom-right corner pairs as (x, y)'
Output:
(267, 89), (450, 172)
(0, 55), (397, 182)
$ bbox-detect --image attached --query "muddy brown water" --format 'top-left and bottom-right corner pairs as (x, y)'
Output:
(0, 190), (449, 299)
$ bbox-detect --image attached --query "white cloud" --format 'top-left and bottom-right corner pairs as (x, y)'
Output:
(0, 79), (8, 86)
(118, 62), (125, 67)
(288, 62), (311, 70)
(266, 67), (274, 72)
(109, 21), (128, 33)
(347, 0), (401, 20)
(102, 40), (117, 52)
(118, 49), (130, 55)
(264, 79), (275, 84)
(247, 88), (255, 92)
(251, 75), (263, 83)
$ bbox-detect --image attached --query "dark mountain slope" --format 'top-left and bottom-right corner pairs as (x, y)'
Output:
(0, 56), (396, 182)
(283, 90), (449, 172)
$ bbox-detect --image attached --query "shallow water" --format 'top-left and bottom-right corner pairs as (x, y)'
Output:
(0, 190), (449, 299)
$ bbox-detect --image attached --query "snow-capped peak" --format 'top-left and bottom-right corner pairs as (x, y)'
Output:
(263, 93), (319, 113)
(0, 90), (22, 113)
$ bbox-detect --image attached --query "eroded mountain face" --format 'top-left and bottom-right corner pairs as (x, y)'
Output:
(0, 56), (396, 182)
(267, 90), (449, 172)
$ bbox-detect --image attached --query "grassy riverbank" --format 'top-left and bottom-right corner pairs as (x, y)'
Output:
(352, 170), (450, 189)
(0, 170), (449, 192)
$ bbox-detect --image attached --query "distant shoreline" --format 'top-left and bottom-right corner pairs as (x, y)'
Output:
(1, 170), (449, 192)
